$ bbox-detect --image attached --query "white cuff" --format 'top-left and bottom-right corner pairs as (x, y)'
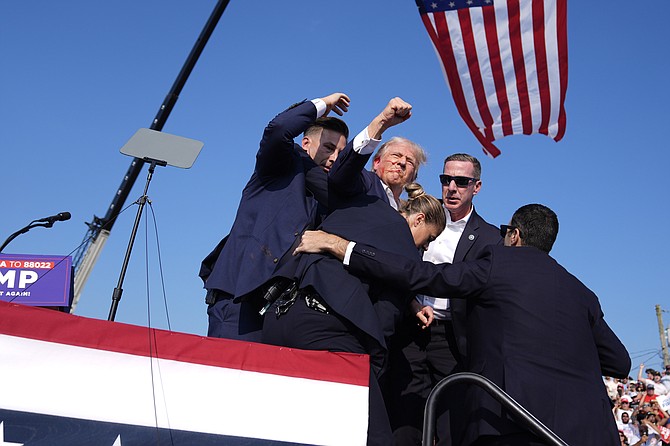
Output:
(353, 127), (381, 155)
(311, 98), (327, 118)
(343, 242), (356, 266)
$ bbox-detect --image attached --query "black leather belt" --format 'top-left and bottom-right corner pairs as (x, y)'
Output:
(205, 288), (232, 305)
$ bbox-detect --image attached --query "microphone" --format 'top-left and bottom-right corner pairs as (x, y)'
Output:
(35, 212), (72, 223)
(0, 212), (73, 253)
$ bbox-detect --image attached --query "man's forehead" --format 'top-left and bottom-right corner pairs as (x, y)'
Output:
(384, 143), (416, 159)
(444, 159), (474, 168)
(320, 128), (346, 139)
(444, 160), (475, 175)
(318, 129), (347, 146)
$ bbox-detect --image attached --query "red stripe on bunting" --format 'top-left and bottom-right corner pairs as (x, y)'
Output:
(0, 301), (369, 387)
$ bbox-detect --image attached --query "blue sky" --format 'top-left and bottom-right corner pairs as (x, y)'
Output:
(1, 1), (669, 375)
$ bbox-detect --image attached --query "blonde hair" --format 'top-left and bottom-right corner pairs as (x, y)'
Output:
(399, 183), (446, 231)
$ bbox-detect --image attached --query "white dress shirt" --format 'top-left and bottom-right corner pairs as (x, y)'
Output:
(416, 206), (473, 320)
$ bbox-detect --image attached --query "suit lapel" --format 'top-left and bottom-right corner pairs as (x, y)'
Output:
(366, 171), (391, 206)
(453, 209), (481, 263)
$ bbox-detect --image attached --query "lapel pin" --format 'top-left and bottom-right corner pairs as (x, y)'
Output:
(468, 234), (475, 241)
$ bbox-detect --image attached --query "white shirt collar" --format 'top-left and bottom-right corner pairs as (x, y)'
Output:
(446, 205), (473, 227)
(381, 180), (398, 210)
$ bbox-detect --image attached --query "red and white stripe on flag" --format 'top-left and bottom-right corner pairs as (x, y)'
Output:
(416, 0), (568, 157)
(0, 301), (370, 445)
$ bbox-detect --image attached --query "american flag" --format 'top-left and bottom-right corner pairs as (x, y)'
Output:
(416, 0), (568, 157)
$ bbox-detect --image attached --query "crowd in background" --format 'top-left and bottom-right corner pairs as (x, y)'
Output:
(607, 363), (670, 445)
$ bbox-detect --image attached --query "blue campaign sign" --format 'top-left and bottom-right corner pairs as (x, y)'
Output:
(0, 254), (72, 307)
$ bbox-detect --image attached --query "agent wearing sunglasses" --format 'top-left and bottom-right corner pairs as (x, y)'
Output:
(384, 153), (501, 446)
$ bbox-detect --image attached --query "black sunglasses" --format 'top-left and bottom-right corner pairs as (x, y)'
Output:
(499, 224), (518, 238)
(439, 174), (477, 187)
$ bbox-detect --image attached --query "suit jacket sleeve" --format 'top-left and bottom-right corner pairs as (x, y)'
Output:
(255, 100), (318, 178)
(348, 243), (494, 299)
(327, 140), (373, 198)
(302, 151), (329, 206)
(590, 303), (631, 378)
(453, 209), (502, 263)
(450, 209), (502, 359)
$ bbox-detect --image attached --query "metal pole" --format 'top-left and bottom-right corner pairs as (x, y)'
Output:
(102, 0), (231, 231)
(423, 372), (568, 446)
(72, 0), (231, 308)
(108, 160), (164, 321)
(656, 305), (670, 367)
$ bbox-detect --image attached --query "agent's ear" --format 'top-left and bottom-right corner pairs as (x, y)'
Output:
(413, 213), (426, 226)
(510, 227), (523, 246)
(301, 136), (311, 153)
(473, 179), (482, 196)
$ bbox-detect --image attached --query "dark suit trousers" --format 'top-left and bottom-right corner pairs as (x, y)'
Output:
(386, 317), (465, 446)
(262, 297), (393, 446)
(207, 294), (263, 342)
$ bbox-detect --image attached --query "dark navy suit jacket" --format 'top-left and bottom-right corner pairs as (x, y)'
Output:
(202, 101), (330, 300)
(347, 243), (631, 446)
(274, 195), (420, 374)
(448, 209), (501, 364)
(328, 139), (389, 205)
(271, 139), (419, 373)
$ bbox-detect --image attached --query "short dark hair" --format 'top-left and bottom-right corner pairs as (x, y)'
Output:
(304, 116), (349, 140)
(510, 204), (559, 253)
(444, 153), (482, 179)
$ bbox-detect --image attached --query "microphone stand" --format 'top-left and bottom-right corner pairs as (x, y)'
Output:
(0, 220), (58, 253)
(108, 157), (166, 322)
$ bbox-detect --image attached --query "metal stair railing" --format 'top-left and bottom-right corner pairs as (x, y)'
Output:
(422, 372), (569, 446)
